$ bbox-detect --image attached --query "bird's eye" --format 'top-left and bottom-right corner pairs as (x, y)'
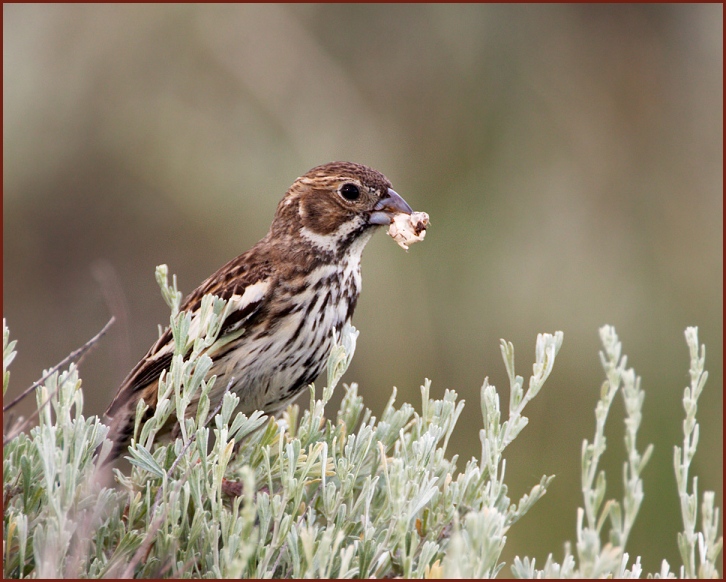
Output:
(340, 183), (360, 201)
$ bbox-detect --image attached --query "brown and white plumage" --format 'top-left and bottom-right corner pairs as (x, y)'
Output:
(103, 161), (412, 461)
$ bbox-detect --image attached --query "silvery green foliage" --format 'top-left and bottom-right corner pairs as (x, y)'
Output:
(674, 327), (723, 579)
(440, 333), (561, 578)
(3, 268), (721, 578)
(3, 319), (17, 397)
(511, 325), (722, 579)
(3, 343), (118, 578)
(3, 267), (559, 578)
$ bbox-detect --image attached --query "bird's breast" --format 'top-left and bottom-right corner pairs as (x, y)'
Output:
(209, 255), (362, 414)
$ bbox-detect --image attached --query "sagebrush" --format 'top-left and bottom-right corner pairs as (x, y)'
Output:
(2, 267), (721, 578)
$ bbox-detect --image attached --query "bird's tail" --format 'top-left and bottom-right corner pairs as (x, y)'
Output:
(97, 405), (138, 466)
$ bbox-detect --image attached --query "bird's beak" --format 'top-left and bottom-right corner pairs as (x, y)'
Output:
(369, 188), (413, 225)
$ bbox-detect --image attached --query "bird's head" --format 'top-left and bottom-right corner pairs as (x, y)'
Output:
(270, 161), (413, 257)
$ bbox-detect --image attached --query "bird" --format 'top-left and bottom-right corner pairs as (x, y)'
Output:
(103, 161), (413, 462)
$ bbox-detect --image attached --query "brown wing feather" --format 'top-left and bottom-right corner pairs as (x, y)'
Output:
(104, 328), (173, 418)
(180, 244), (273, 312)
(104, 246), (275, 426)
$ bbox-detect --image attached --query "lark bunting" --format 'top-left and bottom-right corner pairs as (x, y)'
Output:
(103, 161), (416, 461)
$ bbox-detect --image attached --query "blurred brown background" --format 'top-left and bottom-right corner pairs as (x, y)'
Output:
(3, 3), (722, 574)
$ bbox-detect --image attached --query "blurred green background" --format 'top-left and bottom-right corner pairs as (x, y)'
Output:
(3, 3), (722, 574)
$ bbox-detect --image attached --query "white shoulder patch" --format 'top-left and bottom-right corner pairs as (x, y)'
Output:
(185, 279), (270, 344)
(228, 280), (270, 311)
